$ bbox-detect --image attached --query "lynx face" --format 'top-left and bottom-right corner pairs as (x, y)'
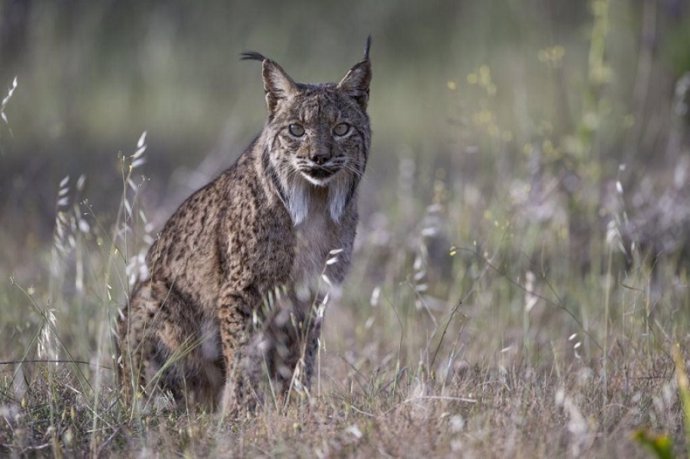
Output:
(253, 53), (371, 224)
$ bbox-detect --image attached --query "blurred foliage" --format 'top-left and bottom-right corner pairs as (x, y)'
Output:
(1, 0), (690, 273)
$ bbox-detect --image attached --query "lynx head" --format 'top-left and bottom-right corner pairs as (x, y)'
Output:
(242, 38), (372, 224)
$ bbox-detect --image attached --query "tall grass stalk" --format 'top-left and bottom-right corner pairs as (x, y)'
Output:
(672, 343), (690, 455)
(603, 243), (613, 423)
(90, 132), (147, 452)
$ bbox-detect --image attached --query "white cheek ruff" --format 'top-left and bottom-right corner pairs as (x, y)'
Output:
(281, 161), (355, 225)
(327, 172), (352, 223)
(286, 177), (310, 225)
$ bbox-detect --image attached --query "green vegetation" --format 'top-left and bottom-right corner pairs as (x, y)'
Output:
(2, 0), (690, 456)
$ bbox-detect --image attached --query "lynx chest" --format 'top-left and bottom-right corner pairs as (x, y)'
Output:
(291, 209), (339, 287)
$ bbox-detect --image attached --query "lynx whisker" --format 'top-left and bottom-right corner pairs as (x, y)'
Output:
(336, 162), (364, 178)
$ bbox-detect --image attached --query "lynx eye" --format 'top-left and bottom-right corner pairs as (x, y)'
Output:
(333, 122), (351, 137)
(288, 123), (305, 137)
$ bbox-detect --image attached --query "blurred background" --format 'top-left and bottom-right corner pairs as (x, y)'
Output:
(2, 3), (690, 454)
(1, 0), (690, 326)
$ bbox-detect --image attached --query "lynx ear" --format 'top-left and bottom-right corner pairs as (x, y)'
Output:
(241, 51), (298, 115)
(262, 60), (298, 114)
(337, 36), (372, 110)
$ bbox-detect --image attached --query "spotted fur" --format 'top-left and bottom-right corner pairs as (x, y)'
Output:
(117, 40), (372, 415)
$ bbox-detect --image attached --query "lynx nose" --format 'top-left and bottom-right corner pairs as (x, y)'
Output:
(310, 151), (331, 165)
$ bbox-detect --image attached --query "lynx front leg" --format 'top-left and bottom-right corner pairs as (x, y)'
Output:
(268, 297), (324, 399)
(288, 301), (323, 398)
(301, 314), (322, 390)
(217, 286), (260, 416)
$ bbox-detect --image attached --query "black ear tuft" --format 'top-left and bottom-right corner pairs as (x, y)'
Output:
(239, 50), (297, 115)
(337, 37), (372, 110)
(240, 51), (268, 62)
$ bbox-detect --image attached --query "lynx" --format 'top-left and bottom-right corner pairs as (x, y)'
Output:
(117, 38), (372, 414)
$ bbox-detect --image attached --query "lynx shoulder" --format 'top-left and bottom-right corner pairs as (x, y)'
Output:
(117, 38), (372, 413)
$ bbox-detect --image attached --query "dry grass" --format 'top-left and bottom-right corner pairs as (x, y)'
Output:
(0, 132), (687, 457)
